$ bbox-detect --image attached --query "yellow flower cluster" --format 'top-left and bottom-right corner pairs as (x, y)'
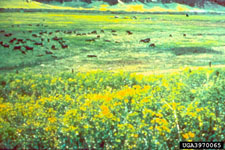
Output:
(182, 131), (195, 139)
(0, 68), (224, 149)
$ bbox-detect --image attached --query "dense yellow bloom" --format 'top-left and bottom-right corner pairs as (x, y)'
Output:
(48, 117), (57, 123)
(188, 112), (197, 117)
(182, 133), (189, 139)
(45, 127), (50, 132)
(162, 80), (169, 88)
(196, 108), (203, 112)
(0, 104), (7, 110)
(128, 124), (134, 130)
(141, 98), (148, 103)
(149, 126), (153, 130)
(1, 69), (224, 149)
(100, 105), (113, 118)
(188, 132), (195, 138)
(161, 126), (170, 132)
(65, 94), (73, 102)
(84, 125), (89, 129)
(155, 113), (163, 118)
(142, 85), (151, 92)
(31, 84), (36, 88)
(156, 126), (162, 132)
(15, 79), (21, 83)
(101, 105), (109, 115)
(182, 132), (195, 139)
(133, 134), (138, 138)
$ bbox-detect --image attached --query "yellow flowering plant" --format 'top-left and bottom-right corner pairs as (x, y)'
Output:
(0, 68), (224, 149)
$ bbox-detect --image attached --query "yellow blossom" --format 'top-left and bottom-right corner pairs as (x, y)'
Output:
(133, 134), (138, 138)
(48, 117), (57, 123)
(182, 133), (189, 139)
(188, 132), (195, 138)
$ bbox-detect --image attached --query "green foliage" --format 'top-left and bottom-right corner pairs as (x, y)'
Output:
(0, 67), (224, 149)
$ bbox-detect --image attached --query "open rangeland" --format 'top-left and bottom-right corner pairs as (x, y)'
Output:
(0, 11), (225, 149)
(0, 12), (225, 74)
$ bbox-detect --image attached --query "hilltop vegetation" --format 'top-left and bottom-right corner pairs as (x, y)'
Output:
(0, 0), (225, 13)
(34, 0), (225, 7)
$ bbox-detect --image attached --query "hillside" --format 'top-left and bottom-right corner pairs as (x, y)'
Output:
(0, 0), (75, 9)
(0, 0), (225, 13)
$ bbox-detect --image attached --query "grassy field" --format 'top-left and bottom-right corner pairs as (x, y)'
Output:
(0, 11), (225, 149)
(0, 12), (225, 74)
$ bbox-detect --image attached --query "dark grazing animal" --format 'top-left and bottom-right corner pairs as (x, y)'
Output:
(149, 43), (156, 47)
(87, 55), (97, 57)
(52, 36), (62, 41)
(34, 42), (43, 46)
(24, 46), (33, 51)
(4, 33), (12, 37)
(45, 50), (53, 54)
(13, 46), (21, 50)
(32, 34), (38, 37)
(126, 31), (133, 35)
(104, 40), (111, 42)
(61, 44), (68, 49)
(17, 39), (26, 44)
(91, 30), (97, 34)
(51, 45), (57, 50)
(21, 50), (26, 55)
(3, 44), (9, 48)
(140, 38), (150, 43)
(9, 38), (17, 43)
(85, 39), (96, 42)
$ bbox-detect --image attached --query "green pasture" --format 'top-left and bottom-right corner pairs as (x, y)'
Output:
(0, 12), (224, 74)
(0, 11), (225, 149)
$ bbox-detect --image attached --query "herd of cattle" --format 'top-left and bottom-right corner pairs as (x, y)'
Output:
(0, 14), (191, 59)
(0, 23), (158, 58)
(0, 25), (70, 57)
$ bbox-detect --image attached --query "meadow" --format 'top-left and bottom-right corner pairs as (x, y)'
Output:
(0, 11), (225, 149)
(0, 12), (225, 73)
